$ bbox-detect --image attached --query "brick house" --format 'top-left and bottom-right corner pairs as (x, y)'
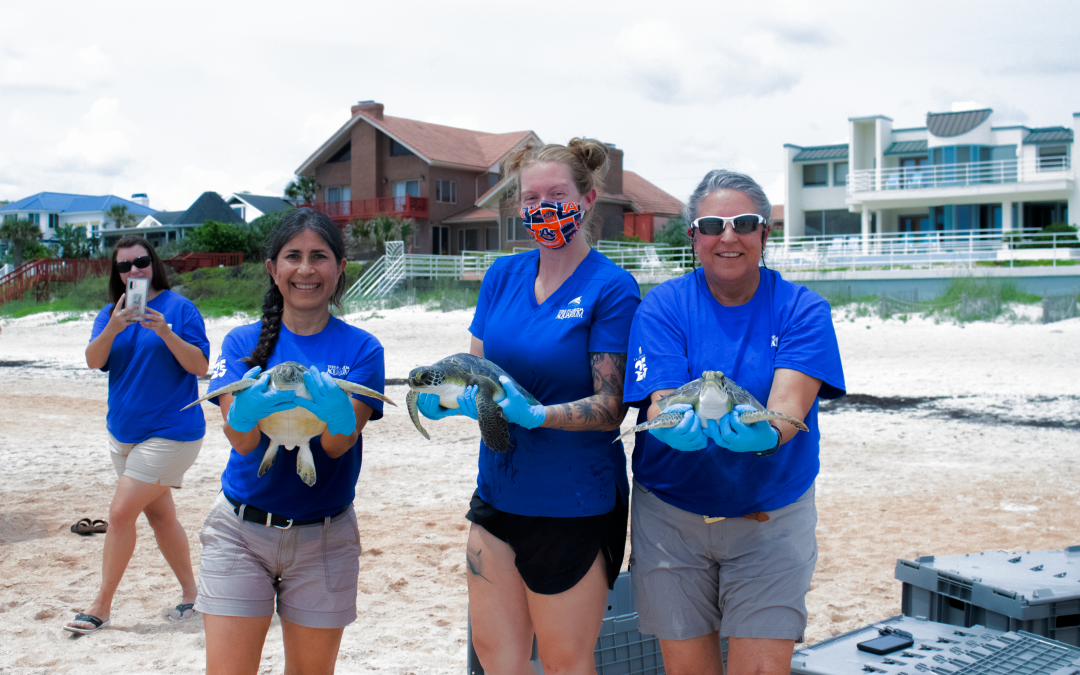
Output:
(296, 101), (683, 255)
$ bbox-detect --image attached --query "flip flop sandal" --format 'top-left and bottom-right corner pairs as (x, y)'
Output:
(167, 603), (196, 622)
(70, 519), (94, 536)
(91, 520), (108, 534)
(63, 613), (110, 635)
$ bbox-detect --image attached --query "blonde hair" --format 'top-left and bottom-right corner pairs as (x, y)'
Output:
(504, 138), (610, 244)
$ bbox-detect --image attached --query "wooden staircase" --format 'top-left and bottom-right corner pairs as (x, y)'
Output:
(0, 258), (112, 306)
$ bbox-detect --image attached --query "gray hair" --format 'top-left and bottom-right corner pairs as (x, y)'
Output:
(684, 169), (772, 224)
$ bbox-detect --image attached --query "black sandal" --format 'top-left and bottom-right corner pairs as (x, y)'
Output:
(70, 519), (94, 536)
(64, 612), (110, 634)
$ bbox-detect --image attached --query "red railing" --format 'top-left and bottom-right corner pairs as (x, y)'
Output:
(301, 196), (429, 222)
(0, 258), (112, 306)
(165, 252), (244, 274)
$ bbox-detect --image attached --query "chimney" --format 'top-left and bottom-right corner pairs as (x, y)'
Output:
(352, 100), (384, 120)
(603, 143), (623, 196)
(130, 193), (150, 208)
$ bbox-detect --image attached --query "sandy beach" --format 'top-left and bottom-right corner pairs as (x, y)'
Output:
(0, 303), (1078, 674)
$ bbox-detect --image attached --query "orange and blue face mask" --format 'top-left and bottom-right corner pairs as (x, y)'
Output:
(521, 201), (583, 249)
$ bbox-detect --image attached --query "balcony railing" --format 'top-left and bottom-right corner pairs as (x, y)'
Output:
(848, 157), (1072, 195)
(302, 196), (429, 221)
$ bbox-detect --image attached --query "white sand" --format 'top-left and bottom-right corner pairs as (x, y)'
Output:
(0, 305), (1078, 674)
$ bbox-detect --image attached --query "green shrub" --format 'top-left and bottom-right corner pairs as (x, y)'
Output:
(654, 218), (690, 248)
(190, 220), (248, 253)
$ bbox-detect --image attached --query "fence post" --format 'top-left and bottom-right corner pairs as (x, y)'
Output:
(961, 292), (967, 320)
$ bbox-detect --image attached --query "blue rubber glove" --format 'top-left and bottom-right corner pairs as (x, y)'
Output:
(227, 366), (297, 433)
(648, 403), (708, 452)
(713, 404), (780, 453)
(417, 385), (479, 421)
(293, 366), (357, 436)
(497, 376), (546, 430)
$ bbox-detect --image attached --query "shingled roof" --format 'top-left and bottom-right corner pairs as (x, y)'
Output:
(172, 192), (246, 227)
(926, 109), (992, 138)
(0, 192), (156, 215)
(621, 171), (683, 216)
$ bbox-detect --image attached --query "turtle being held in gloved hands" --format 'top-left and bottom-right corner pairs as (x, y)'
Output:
(182, 361), (396, 486)
(616, 370), (808, 443)
(406, 353), (541, 453)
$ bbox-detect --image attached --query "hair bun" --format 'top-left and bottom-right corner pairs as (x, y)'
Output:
(567, 137), (609, 172)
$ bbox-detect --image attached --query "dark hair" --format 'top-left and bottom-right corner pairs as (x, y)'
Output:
(108, 235), (171, 313)
(241, 208), (347, 370)
(504, 138), (610, 245)
(685, 169), (773, 270)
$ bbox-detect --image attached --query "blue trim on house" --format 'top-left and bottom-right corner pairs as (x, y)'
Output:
(0, 192), (157, 215)
(792, 145), (849, 162)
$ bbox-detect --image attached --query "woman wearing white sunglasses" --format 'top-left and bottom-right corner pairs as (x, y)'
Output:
(622, 170), (846, 675)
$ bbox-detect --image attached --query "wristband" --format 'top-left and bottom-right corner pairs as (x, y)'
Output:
(755, 423), (783, 457)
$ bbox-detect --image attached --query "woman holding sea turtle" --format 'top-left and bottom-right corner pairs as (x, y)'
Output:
(67, 235), (210, 634)
(623, 170), (846, 675)
(195, 208), (387, 674)
(418, 139), (640, 672)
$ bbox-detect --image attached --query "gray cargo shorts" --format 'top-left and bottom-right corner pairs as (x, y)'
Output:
(629, 480), (817, 642)
(195, 492), (362, 629)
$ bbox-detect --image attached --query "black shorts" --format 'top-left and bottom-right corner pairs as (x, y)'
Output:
(465, 490), (628, 595)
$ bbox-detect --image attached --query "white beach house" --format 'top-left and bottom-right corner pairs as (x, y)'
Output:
(782, 107), (1077, 249)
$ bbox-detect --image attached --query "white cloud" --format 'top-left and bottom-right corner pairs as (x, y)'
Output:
(52, 98), (136, 177)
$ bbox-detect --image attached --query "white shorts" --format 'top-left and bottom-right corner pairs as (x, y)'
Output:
(108, 431), (203, 488)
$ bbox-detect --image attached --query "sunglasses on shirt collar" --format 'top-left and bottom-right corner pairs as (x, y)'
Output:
(115, 256), (152, 273)
(691, 214), (767, 235)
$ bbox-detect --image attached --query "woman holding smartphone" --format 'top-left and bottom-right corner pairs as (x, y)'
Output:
(67, 235), (210, 634)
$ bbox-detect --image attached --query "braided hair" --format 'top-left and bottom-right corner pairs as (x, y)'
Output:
(241, 208), (348, 370)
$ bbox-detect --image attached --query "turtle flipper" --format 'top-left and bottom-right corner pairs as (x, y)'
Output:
(477, 392), (512, 453)
(181, 378), (258, 411)
(614, 412), (685, 442)
(296, 441), (317, 487)
(406, 390), (431, 440)
(258, 442), (280, 477)
(331, 378), (397, 406)
(738, 410), (809, 433)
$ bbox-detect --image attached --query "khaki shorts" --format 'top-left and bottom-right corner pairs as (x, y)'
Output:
(629, 480), (817, 642)
(108, 432), (203, 488)
(195, 493), (362, 629)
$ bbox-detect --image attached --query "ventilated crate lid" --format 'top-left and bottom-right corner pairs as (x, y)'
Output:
(904, 547), (1080, 606)
(792, 616), (1080, 675)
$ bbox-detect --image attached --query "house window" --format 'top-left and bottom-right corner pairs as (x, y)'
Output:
(232, 205), (246, 220)
(802, 163), (828, 187)
(1038, 145), (1068, 170)
(390, 139), (413, 157)
(833, 162), (848, 186)
(435, 180), (457, 204)
(326, 186), (351, 202)
(505, 216), (525, 241)
(329, 142), (351, 163)
(432, 226), (449, 255)
(458, 228), (478, 252)
(48, 213), (60, 228)
(27, 213), (40, 225)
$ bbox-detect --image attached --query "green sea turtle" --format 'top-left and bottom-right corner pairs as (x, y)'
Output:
(616, 370), (808, 442)
(182, 361), (396, 486)
(406, 353), (540, 453)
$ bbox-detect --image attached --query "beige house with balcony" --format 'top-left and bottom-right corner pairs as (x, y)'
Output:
(783, 107), (1078, 247)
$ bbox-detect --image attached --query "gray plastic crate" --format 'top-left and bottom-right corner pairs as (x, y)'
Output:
(467, 572), (666, 675)
(791, 614), (1080, 675)
(896, 547), (1080, 647)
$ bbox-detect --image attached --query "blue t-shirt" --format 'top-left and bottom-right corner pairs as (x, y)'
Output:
(90, 290), (209, 443)
(469, 248), (640, 517)
(208, 316), (385, 520)
(624, 268), (845, 517)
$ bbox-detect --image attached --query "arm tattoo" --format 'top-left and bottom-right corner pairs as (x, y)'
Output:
(545, 353), (630, 431)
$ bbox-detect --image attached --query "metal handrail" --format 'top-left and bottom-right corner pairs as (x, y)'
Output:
(848, 157), (1072, 194)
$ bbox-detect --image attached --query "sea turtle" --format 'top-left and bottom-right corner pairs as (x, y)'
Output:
(406, 353), (540, 453)
(616, 370), (809, 442)
(182, 361), (396, 486)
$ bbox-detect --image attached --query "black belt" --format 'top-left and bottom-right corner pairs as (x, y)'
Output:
(224, 493), (347, 529)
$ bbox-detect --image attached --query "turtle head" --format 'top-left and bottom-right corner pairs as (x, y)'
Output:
(272, 361), (308, 385)
(408, 365), (444, 390)
(700, 371), (726, 388)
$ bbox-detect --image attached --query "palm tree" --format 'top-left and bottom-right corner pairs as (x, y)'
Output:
(0, 217), (44, 266)
(285, 176), (318, 205)
(350, 215), (415, 257)
(105, 204), (137, 230)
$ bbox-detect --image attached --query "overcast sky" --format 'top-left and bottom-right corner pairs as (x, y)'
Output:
(2, 0), (1078, 212)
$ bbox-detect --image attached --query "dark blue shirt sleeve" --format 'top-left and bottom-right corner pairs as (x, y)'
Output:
(345, 338), (386, 421)
(587, 275), (640, 354)
(180, 300), (210, 359)
(624, 291), (691, 404)
(207, 330), (251, 407)
(89, 304), (116, 372)
(774, 293), (846, 399)
(469, 267), (496, 341)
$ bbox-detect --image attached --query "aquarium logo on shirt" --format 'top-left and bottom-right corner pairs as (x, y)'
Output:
(556, 299), (585, 319)
(634, 348), (647, 381)
(326, 365), (351, 377)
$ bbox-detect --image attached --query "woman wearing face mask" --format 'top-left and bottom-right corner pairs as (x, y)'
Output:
(67, 235), (210, 634)
(194, 209), (386, 674)
(623, 170), (846, 675)
(419, 139), (640, 672)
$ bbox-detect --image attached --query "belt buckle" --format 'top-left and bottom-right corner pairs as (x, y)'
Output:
(264, 512), (294, 530)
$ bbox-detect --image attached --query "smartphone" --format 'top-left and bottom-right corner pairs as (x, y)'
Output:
(127, 278), (149, 319)
(857, 633), (914, 655)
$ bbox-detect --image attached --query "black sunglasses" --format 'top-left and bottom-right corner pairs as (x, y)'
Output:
(115, 256), (152, 273)
(691, 214), (766, 235)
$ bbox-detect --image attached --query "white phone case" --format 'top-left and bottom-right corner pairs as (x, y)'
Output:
(127, 278), (149, 317)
